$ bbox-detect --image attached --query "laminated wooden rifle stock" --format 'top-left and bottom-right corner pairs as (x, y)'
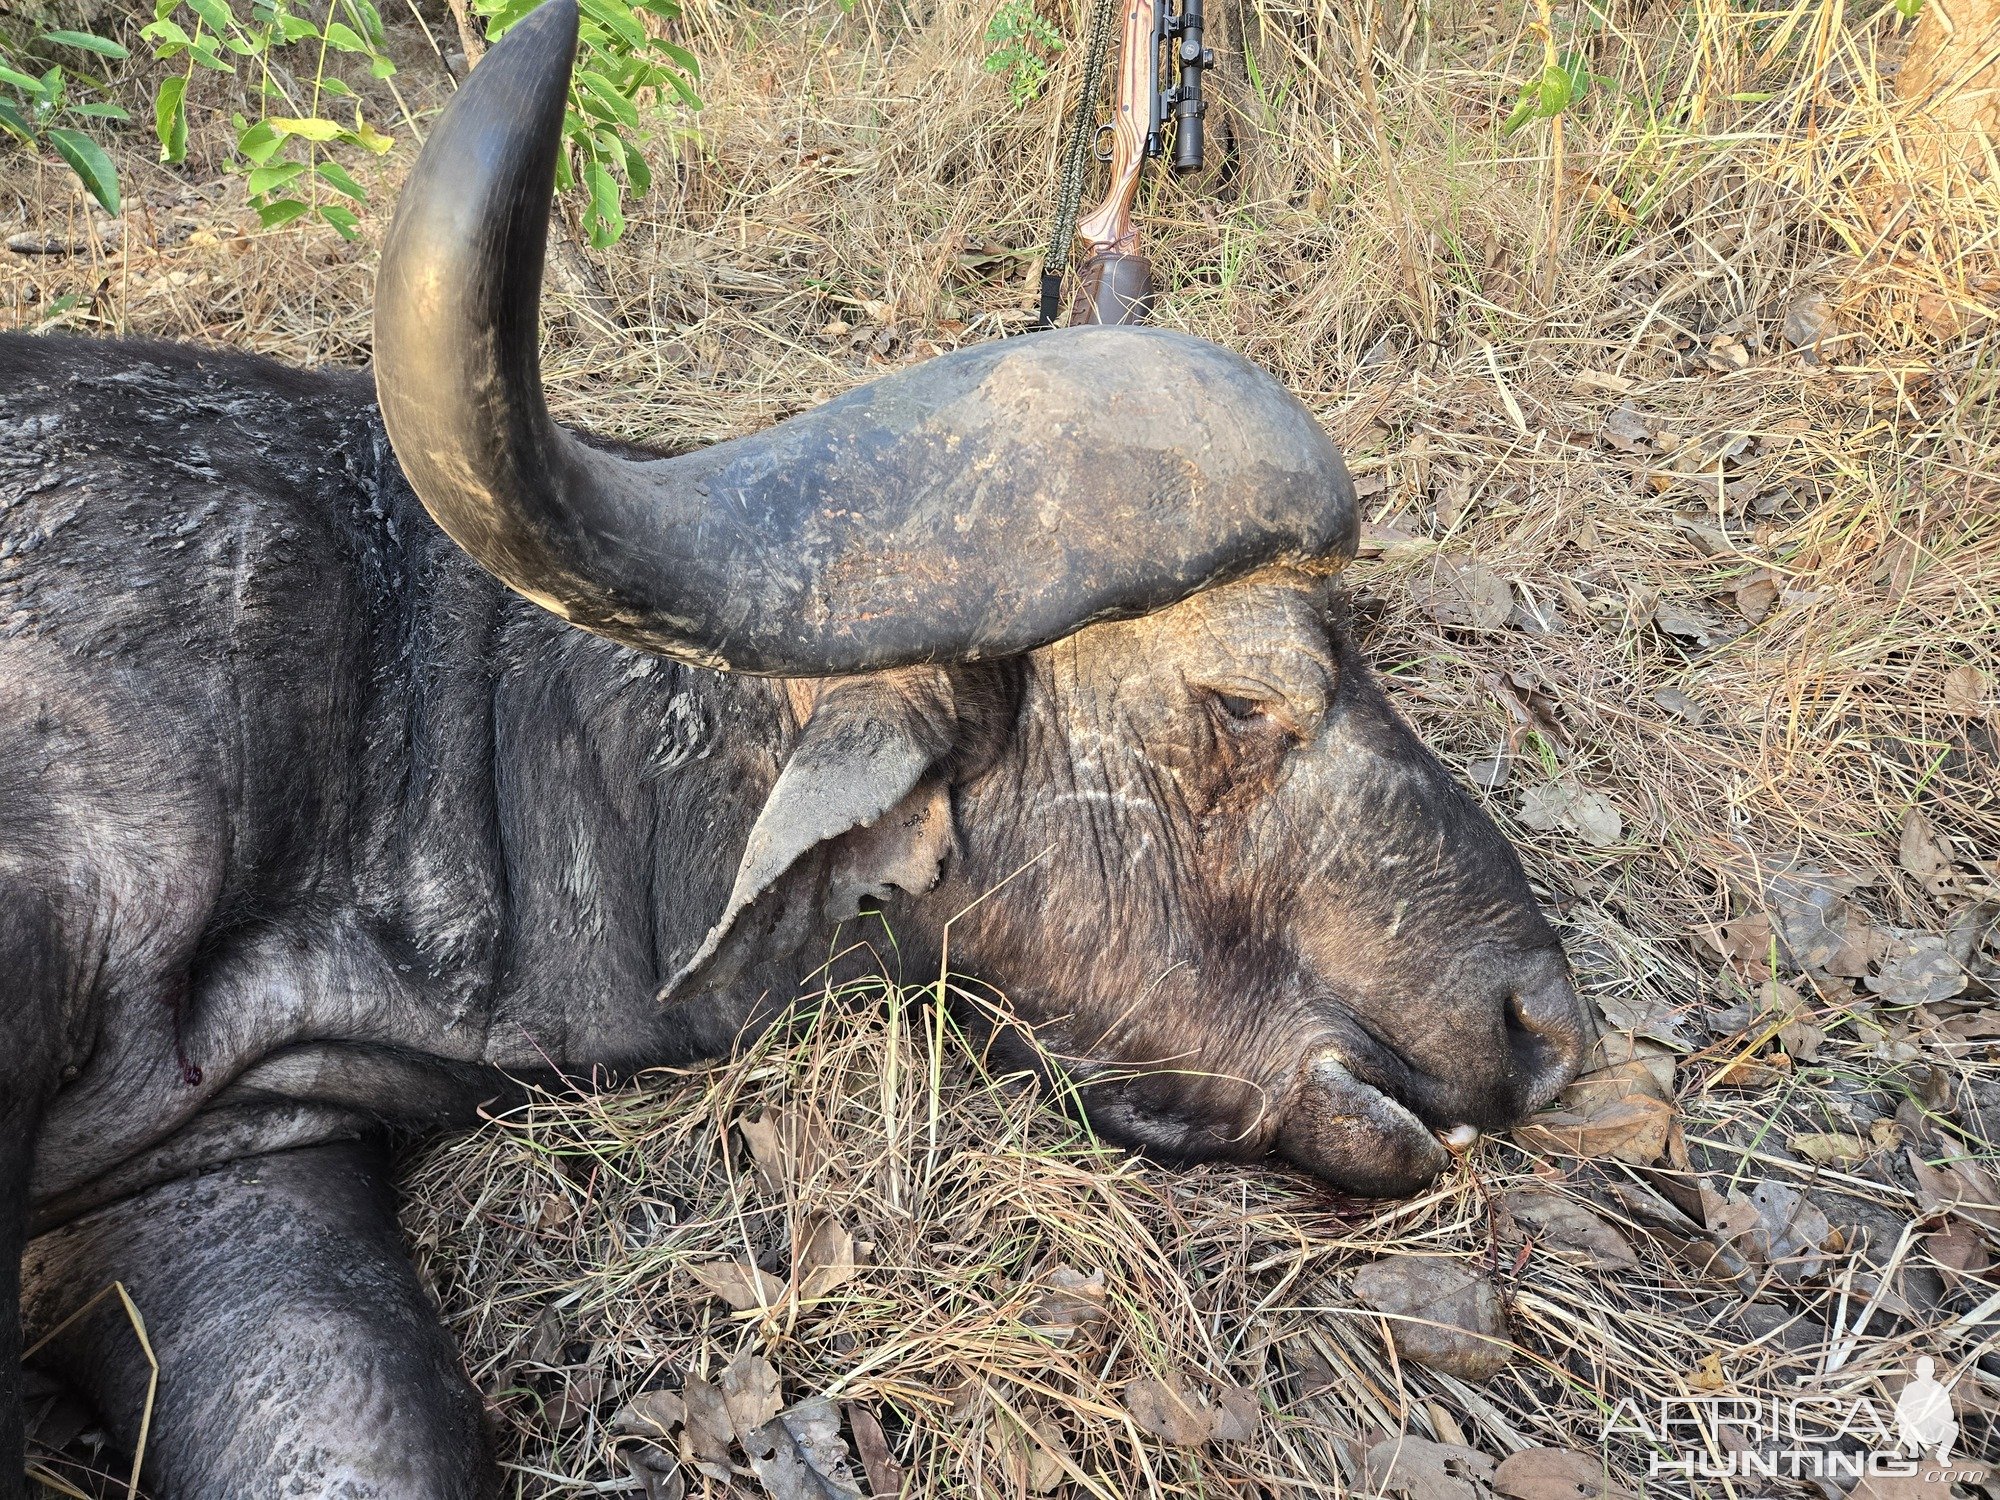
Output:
(1064, 0), (1212, 327)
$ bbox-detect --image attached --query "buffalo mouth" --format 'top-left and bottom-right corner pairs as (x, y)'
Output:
(1006, 966), (1591, 1200)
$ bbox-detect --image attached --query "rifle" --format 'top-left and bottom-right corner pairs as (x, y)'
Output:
(1040, 0), (1216, 328)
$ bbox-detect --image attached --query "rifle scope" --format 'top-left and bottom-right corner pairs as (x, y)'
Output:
(1159, 0), (1215, 174)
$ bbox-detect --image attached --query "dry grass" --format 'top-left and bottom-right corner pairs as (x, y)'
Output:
(8, 0), (1999, 1493)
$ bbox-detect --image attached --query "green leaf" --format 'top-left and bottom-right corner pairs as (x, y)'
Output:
(155, 74), (188, 161)
(575, 68), (640, 128)
(579, 0), (646, 48)
(318, 201), (360, 238)
(647, 38), (699, 76)
(369, 54), (395, 78)
(246, 159), (306, 195)
(347, 118), (393, 153)
(46, 126), (119, 212)
(616, 130), (650, 197)
(188, 42), (234, 72)
(141, 17), (193, 46)
(0, 63), (51, 97)
(37, 30), (130, 58)
(320, 76), (354, 96)
(0, 99), (32, 142)
(254, 196), (309, 227)
(277, 13), (318, 40)
(315, 159), (365, 200)
(186, 0), (238, 34)
(268, 114), (342, 140)
(341, 0), (387, 43)
(582, 154), (624, 247)
(236, 117), (282, 161)
(321, 20), (366, 50)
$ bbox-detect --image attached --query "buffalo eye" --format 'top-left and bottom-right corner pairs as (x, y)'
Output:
(1214, 692), (1264, 722)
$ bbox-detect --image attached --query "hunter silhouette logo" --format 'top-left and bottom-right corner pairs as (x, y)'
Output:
(1895, 1357), (1959, 1466)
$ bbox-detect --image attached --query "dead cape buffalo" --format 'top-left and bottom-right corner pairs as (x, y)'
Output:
(1, 1), (1588, 1492)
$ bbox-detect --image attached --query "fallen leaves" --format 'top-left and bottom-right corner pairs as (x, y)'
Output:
(613, 1355), (864, 1500)
(1362, 1436), (1497, 1500)
(690, 1258), (787, 1312)
(1516, 1035), (1676, 1167)
(1497, 1187), (1642, 1270)
(690, 1213), (860, 1317)
(1909, 1150), (2000, 1238)
(1351, 1256), (1513, 1381)
(1415, 557), (1516, 632)
(1942, 662), (1991, 716)
(1120, 1374), (1260, 1447)
(1494, 1447), (1640, 1499)
(1019, 1265), (1108, 1342)
(1789, 1130), (1871, 1166)
(1517, 778), (1625, 848)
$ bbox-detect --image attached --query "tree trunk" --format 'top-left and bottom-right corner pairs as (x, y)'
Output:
(1898, 0), (2000, 151)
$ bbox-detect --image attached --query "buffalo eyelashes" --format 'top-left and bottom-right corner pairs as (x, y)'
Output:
(1213, 693), (1265, 722)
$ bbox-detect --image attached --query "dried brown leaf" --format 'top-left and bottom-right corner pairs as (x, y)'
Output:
(1021, 1265), (1107, 1338)
(1909, 1151), (2000, 1238)
(1362, 1436), (1498, 1500)
(1121, 1374), (1212, 1447)
(1517, 780), (1624, 848)
(1516, 1092), (1674, 1166)
(1494, 1446), (1639, 1499)
(1789, 1131), (1870, 1166)
(1209, 1384), (1260, 1444)
(1415, 558), (1515, 631)
(619, 1442), (687, 1500)
(1868, 930), (1968, 1005)
(678, 1378), (733, 1479)
(690, 1259), (788, 1312)
(1900, 809), (1960, 895)
(1942, 662), (1991, 716)
(1733, 571), (1779, 622)
(796, 1217), (857, 1302)
(1351, 1255), (1513, 1381)
(741, 1397), (863, 1500)
(842, 1402), (903, 1500)
(738, 1111), (790, 1194)
(614, 1390), (688, 1440)
(1498, 1188), (1642, 1270)
(721, 1351), (783, 1438)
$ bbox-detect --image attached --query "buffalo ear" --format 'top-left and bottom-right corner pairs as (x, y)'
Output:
(662, 676), (960, 1000)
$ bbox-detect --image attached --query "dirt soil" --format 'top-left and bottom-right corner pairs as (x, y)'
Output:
(7, 0), (1998, 1495)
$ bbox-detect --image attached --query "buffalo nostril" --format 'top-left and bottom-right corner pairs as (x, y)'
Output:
(1504, 954), (1591, 1111)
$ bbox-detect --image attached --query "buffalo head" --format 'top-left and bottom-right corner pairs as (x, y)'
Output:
(372, 0), (1590, 1196)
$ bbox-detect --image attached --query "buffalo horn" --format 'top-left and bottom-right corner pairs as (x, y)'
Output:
(374, 0), (1358, 675)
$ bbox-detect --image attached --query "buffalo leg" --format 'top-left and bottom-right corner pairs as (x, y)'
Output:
(22, 1141), (491, 1500)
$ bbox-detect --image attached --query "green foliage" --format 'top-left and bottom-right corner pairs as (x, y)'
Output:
(1504, 50), (1595, 135)
(477, 0), (698, 247)
(0, 0), (697, 247)
(982, 0), (1062, 108)
(0, 29), (132, 213)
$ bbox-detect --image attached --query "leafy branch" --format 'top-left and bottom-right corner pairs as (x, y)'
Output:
(0, 0), (698, 247)
(982, 0), (1063, 109)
